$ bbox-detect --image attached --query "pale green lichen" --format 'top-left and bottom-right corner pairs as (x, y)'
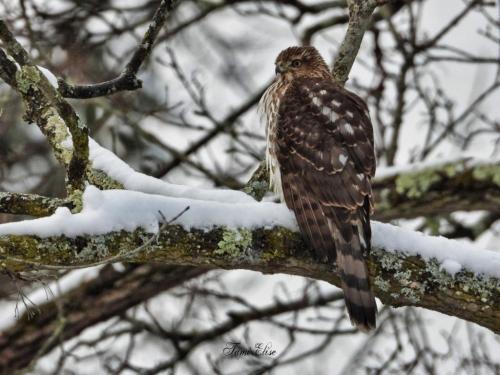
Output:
(87, 170), (123, 190)
(75, 235), (109, 260)
(67, 189), (83, 213)
(455, 272), (498, 303)
(443, 162), (464, 178)
(472, 165), (500, 186)
(44, 111), (72, 163)
(374, 248), (403, 271)
(395, 169), (441, 198)
(400, 280), (427, 304)
(406, 256), (499, 306)
(426, 261), (454, 288)
(372, 245), (500, 308)
(243, 180), (269, 201)
(400, 287), (421, 303)
(373, 249), (425, 302)
(215, 228), (253, 257)
(15, 66), (41, 94)
(394, 269), (413, 286)
(374, 275), (390, 292)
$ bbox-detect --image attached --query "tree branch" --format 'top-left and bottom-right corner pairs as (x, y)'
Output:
(372, 158), (500, 220)
(0, 264), (206, 373)
(0, 21), (88, 196)
(0, 192), (71, 217)
(57, 0), (177, 99)
(332, 0), (378, 84)
(0, 224), (498, 334)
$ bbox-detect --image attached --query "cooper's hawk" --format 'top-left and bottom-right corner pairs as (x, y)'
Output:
(260, 46), (377, 330)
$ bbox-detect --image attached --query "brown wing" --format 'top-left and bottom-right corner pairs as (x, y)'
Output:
(276, 77), (376, 330)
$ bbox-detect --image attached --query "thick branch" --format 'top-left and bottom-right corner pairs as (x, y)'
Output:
(372, 158), (500, 220)
(0, 225), (498, 334)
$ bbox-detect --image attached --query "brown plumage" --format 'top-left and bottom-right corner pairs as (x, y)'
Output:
(260, 46), (377, 331)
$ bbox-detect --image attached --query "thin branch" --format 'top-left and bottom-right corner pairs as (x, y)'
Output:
(332, 0), (379, 84)
(57, 0), (178, 99)
(0, 264), (206, 374)
(0, 21), (88, 196)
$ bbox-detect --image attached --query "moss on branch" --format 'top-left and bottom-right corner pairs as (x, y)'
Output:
(0, 224), (498, 334)
(373, 159), (500, 220)
(0, 192), (71, 216)
(0, 20), (89, 198)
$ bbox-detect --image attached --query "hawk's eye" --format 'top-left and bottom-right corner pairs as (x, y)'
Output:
(291, 59), (301, 67)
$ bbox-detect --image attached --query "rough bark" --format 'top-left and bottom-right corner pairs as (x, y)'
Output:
(0, 225), (498, 334)
(332, 0), (377, 84)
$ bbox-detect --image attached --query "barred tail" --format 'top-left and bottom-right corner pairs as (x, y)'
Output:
(331, 211), (376, 331)
(335, 233), (376, 330)
(281, 174), (377, 331)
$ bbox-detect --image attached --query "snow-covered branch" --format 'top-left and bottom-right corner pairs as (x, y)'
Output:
(373, 157), (500, 220)
(0, 186), (498, 333)
(0, 21), (88, 195)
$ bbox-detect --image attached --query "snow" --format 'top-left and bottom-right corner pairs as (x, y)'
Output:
(0, 185), (499, 280)
(38, 66), (59, 88)
(88, 138), (255, 203)
(440, 259), (463, 275)
(372, 221), (500, 278)
(0, 185), (296, 237)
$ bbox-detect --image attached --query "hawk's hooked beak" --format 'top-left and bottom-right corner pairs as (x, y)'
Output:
(275, 63), (287, 75)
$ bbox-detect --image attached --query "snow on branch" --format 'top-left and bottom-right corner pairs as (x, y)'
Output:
(373, 157), (500, 220)
(0, 186), (498, 333)
(0, 21), (89, 195)
(87, 139), (254, 203)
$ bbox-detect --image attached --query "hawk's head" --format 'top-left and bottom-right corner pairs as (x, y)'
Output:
(274, 46), (331, 81)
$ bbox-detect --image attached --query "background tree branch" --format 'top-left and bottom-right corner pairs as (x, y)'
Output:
(57, 0), (178, 99)
(0, 264), (206, 374)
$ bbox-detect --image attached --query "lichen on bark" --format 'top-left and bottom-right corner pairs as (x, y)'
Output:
(0, 224), (498, 333)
